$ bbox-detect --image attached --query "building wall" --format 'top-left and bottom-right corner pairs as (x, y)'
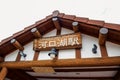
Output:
(5, 28), (120, 61)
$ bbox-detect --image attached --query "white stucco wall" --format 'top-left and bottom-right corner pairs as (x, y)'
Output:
(5, 28), (120, 61)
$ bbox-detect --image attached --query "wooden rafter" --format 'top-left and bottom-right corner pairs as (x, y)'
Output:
(0, 57), (120, 69)
(0, 67), (7, 80)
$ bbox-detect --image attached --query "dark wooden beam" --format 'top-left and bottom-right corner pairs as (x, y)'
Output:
(52, 17), (61, 30)
(100, 45), (108, 58)
(33, 51), (40, 61)
(16, 52), (21, 61)
(72, 22), (79, 33)
(114, 70), (120, 80)
(75, 48), (81, 59)
(0, 67), (7, 80)
(0, 57), (120, 69)
(8, 69), (37, 80)
(10, 39), (24, 51)
(31, 28), (41, 38)
(99, 28), (108, 45)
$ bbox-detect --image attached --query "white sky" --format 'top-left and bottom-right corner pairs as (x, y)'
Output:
(0, 0), (120, 41)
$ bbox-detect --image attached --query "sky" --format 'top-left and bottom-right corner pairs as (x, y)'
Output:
(0, 0), (120, 41)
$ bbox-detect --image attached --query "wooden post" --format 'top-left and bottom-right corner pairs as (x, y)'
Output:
(99, 28), (108, 45)
(52, 17), (61, 30)
(0, 67), (7, 80)
(31, 28), (41, 38)
(10, 39), (24, 51)
(72, 22), (79, 33)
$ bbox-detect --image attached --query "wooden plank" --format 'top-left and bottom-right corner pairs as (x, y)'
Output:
(33, 33), (82, 51)
(100, 45), (108, 58)
(0, 67), (7, 80)
(0, 57), (120, 69)
(16, 52), (21, 61)
(33, 51), (39, 61)
(75, 48), (81, 59)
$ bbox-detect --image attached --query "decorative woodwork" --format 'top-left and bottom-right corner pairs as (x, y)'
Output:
(10, 39), (24, 51)
(0, 67), (7, 80)
(33, 51), (39, 61)
(31, 28), (41, 38)
(99, 28), (108, 45)
(52, 17), (61, 30)
(75, 48), (81, 59)
(15, 52), (21, 61)
(33, 33), (82, 51)
(72, 22), (79, 32)
(100, 45), (108, 58)
(0, 57), (120, 69)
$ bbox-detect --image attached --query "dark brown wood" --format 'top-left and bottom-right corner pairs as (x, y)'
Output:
(100, 45), (108, 58)
(0, 67), (7, 80)
(33, 51), (40, 61)
(31, 28), (41, 38)
(33, 75), (113, 79)
(16, 52), (21, 61)
(8, 69), (37, 80)
(10, 39), (24, 51)
(99, 28), (108, 45)
(52, 17), (61, 30)
(114, 70), (120, 80)
(0, 56), (4, 62)
(75, 48), (81, 59)
(72, 22), (79, 32)
(0, 57), (120, 69)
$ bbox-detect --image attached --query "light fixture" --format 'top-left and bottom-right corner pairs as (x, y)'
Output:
(92, 44), (97, 54)
(48, 48), (58, 59)
(19, 50), (27, 58)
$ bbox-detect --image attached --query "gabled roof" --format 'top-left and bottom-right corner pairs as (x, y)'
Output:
(0, 10), (120, 57)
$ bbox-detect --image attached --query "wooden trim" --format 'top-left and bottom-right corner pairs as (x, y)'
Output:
(10, 39), (24, 51)
(0, 57), (120, 69)
(33, 75), (113, 79)
(52, 17), (61, 30)
(75, 48), (81, 59)
(72, 22), (79, 33)
(33, 51), (40, 61)
(100, 45), (108, 58)
(114, 69), (120, 80)
(15, 52), (21, 61)
(0, 67), (7, 80)
(31, 28), (41, 38)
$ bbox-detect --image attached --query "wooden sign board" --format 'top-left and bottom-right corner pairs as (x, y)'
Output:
(33, 33), (82, 51)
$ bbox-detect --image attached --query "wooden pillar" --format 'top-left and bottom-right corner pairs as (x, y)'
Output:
(99, 28), (108, 45)
(52, 17), (61, 30)
(72, 22), (79, 33)
(10, 39), (24, 51)
(31, 28), (41, 38)
(0, 67), (7, 80)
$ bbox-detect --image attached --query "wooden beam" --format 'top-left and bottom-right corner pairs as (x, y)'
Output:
(99, 28), (108, 45)
(52, 17), (61, 30)
(10, 39), (24, 51)
(75, 48), (81, 59)
(16, 51), (21, 61)
(100, 45), (108, 58)
(72, 22), (79, 33)
(0, 67), (7, 80)
(31, 28), (41, 38)
(114, 69), (120, 80)
(52, 10), (59, 17)
(0, 56), (4, 62)
(33, 51), (40, 61)
(0, 57), (120, 69)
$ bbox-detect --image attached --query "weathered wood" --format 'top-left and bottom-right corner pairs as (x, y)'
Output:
(10, 39), (24, 51)
(52, 17), (61, 30)
(0, 67), (7, 80)
(0, 57), (120, 69)
(99, 28), (108, 45)
(33, 51), (39, 61)
(72, 22), (79, 32)
(31, 28), (41, 38)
